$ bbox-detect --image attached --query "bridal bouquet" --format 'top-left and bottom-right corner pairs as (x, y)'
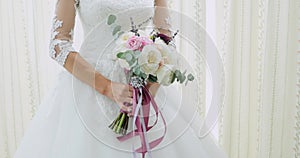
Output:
(106, 14), (194, 157)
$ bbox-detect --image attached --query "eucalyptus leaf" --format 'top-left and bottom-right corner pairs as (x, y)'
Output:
(187, 74), (195, 81)
(128, 60), (136, 67)
(118, 31), (124, 37)
(174, 70), (181, 77)
(132, 50), (140, 59)
(170, 72), (176, 83)
(178, 75), (185, 84)
(107, 14), (117, 25)
(134, 67), (141, 75)
(185, 80), (189, 86)
(117, 52), (125, 59)
(180, 75), (186, 83)
(130, 60), (138, 67)
(125, 53), (133, 62)
(112, 25), (121, 36)
(142, 73), (148, 79)
(148, 74), (157, 82)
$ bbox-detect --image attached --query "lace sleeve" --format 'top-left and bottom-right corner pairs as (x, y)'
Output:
(49, 0), (80, 66)
(153, 0), (172, 36)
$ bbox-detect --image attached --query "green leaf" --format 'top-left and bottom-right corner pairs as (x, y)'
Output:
(107, 14), (117, 25)
(129, 60), (136, 67)
(174, 70), (183, 83)
(132, 50), (140, 59)
(118, 31), (124, 37)
(180, 75), (186, 83)
(185, 80), (189, 86)
(113, 25), (122, 36)
(148, 74), (157, 82)
(134, 67), (141, 75)
(117, 52), (125, 59)
(174, 70), (181, 77)
(141, 73), (148, 79)
(125, 53), (133, 62)
(187, 74), (195, 81)
(170, 72), (176, 83)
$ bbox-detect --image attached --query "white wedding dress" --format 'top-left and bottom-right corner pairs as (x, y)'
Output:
(13, 0), (228, 158)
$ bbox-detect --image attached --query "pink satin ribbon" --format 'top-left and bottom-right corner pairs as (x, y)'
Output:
(117, 86), (167, 158)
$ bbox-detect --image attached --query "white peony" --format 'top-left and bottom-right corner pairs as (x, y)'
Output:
(116, 32), (135, 45)
(155, 38), (166, 45)
(155, 43), (177, 65)
(156, 64), (175, 86)
(138, 45), (162, 75)
(137, 30), (149, 37)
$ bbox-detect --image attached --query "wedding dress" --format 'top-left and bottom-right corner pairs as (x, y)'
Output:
(13, 0), (228, 157)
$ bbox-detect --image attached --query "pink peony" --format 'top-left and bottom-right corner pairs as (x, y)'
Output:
(139, 36), (153, 48)
(126, 36), (153, 51)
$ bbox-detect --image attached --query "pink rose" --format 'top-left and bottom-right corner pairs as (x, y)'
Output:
(126, 36), (153, 51)
(126, 36), (142, 51)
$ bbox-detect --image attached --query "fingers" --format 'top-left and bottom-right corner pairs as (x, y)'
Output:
(124, 104), (134, 117)
(127, 112), (134, 117)
(121, 85), (133, 98)
(124, 90), (133, 98)
(124, 98), (133, 104)
(128, 85), (133, 92)
(128, 91), (133, 98)
(120, 104), (132, 113)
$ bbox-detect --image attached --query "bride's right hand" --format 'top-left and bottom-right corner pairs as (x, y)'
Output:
(104, 81), (133, 114)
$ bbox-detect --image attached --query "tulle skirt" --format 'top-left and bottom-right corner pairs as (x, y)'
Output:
(13, 70), (228, 158)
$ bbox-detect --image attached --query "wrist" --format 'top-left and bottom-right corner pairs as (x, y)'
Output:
(102, 80), (112, 97)
(95, 74), (112, 96)
(146, 81), (160, 97)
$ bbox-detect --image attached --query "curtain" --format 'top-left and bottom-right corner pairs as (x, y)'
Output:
(216, 0), (299, 157)
(0, 0), (208, 157)
(0, 0), (59, 157)
(3, 0), (299, 158)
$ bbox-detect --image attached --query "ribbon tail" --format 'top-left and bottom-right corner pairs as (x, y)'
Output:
(137, 87), (153, 158)
(121, 86), (166, 158)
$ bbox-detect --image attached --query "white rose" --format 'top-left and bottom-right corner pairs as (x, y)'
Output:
(155, 38), (166, 45)
(137, 30), (149, 37)
(117, 32), (135, 45)
(155, 43), (177, 65)
(138, 45), (162, 75)
(117, 58), (130, 70)
(156, 64), (175, 86)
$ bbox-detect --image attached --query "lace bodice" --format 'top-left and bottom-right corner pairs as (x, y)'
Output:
(79, 0), (155, 34)
(49, 0), (155, 66)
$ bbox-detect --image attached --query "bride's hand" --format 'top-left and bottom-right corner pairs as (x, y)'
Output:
(146, 81), (160, 97)
(104, 81), (133, 113)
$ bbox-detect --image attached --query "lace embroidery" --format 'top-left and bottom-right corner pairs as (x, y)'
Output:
(164, 16), (172, 26)
(75, 0), (80, 8)
(49, 16), (76, 66)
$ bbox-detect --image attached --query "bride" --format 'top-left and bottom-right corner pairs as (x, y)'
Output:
(13, 0), (228, 157)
